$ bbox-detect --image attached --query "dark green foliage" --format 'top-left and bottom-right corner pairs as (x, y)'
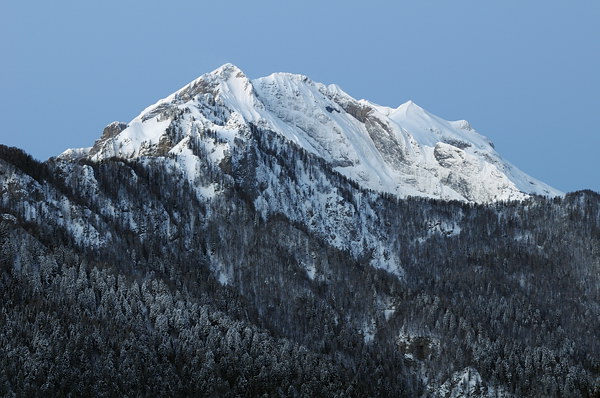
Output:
(0, 224), (413, 397)
(0, 136), (599, 396)
(0, 145), (48, 183)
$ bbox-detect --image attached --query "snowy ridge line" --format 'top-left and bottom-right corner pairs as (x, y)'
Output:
(61, 63), (562, 203)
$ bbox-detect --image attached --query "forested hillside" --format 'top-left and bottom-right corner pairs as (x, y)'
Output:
(1, 137), (599, 396)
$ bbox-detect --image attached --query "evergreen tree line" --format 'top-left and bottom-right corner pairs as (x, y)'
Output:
(0, 133), (599, 397)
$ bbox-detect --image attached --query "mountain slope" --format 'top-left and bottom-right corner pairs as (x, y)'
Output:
(1, 142), (599, 396)
(62, 63), (561, 203)
(3, 65), (599, 397)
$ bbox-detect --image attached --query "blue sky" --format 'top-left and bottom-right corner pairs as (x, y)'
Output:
(1, 1), (599, 193)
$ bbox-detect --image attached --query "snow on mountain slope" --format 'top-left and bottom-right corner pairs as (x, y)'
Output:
(64, 63), (561, 203)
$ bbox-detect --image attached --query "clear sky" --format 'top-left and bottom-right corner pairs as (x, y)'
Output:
(1, 1), (599, 193)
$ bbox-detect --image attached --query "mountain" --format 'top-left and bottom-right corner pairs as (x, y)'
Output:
(0, 66), (598, 397)
(61, 63), (561, 203)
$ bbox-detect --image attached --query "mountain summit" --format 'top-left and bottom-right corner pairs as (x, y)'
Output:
(63, 64), (561, 202)
(3, 65), (599, 397)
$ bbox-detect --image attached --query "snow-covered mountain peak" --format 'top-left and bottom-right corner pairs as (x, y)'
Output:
(183, 62), (248, 89)
(168, 63), (255, 109)
(397, 99), (418, 109)
(389, 100), (429, 118)
(389, 100), (489, 149)
(211, 62), (245, 77)
(70, 65), (562, 202)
